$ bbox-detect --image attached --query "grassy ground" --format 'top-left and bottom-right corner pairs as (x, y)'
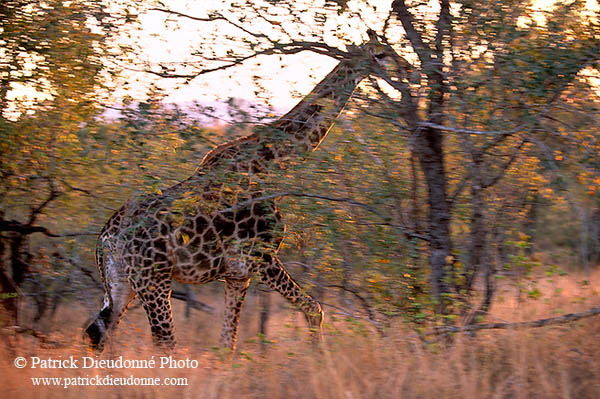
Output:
(1, 271), (599, 398)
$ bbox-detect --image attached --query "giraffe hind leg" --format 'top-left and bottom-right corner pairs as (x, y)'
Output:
(258, 255), (324, 341)
(220, 278), (250, 350)
(132, 276), (176, 350)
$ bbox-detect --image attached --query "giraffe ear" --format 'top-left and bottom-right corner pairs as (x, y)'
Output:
(366, 29), (380, 44)
(347, 44), (360, 54)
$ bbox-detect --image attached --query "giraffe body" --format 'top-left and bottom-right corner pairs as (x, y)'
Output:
(85, 36), (402, 352)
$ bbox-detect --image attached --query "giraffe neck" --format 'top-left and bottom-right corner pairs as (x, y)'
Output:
(267, 60), (367, 157)
(199, 59), (368, 170)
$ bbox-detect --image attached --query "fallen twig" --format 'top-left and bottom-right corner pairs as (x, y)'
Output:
(170, 290), (216, 314)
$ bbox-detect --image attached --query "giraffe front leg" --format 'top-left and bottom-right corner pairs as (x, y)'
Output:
(258, 255), (324, 343)
(220, 278), (250, 351)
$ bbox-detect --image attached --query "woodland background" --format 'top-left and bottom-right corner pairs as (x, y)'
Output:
(1, 0), (600, 397)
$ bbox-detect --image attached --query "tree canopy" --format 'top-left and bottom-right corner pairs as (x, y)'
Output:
(1, 0), (600, 331)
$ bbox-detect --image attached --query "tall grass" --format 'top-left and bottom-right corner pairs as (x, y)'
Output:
(1, 271), (599, 398)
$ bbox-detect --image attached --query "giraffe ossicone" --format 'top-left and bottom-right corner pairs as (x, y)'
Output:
(85, 31), (405, 352)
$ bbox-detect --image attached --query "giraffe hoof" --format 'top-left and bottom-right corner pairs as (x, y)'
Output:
(306, 305), (324, 329)
(83, 318), (106, 352)
(151, 340), (176, 354)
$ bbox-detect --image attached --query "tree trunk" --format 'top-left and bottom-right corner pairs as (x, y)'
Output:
(414, 127), (452, 312)
(259, 288), (271, 353)
(184, 284), (195, 319)
(591, 208), (600, 265)
(465, 167), (487, 293)
(410, 151), (421, 234)
(0, 258), (20, 326)
(9, 234), (29, 287)
(523, 193), (538, 255)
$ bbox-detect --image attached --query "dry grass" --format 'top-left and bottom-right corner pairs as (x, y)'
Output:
(1, 271), (600, 399)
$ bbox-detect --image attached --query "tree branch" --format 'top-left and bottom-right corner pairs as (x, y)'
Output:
(137, 40), (347, 81)
(482, 138), (527, 189)
(418, 121), (524, 136)
(435, 0), (451, 62)
(27, 178), (60, 227)
(170, 290), (215, 314)
(390, 0), (433, 69)
(448, 171), (471, 207)
(320, 300), (385, 335)
(323, 283), (378, 323)
(59, 179), (116, 211)
(148, 7), (269, 40)
(0, 220), (97, 238)
(427, 306), (600, 336)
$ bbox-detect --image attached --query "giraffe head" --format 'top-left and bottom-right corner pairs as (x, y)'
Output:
(348, 29), (412, 81)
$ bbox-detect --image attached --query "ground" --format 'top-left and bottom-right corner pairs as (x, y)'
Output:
(1, 271), (599, 398)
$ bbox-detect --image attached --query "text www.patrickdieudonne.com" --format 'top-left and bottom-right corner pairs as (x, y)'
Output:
(14, 355), (195, 389)
(30, 374), (188, 388)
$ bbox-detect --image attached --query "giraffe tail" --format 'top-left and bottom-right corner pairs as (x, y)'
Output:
(83, 305), (110, 352)
(95, 228), (109, 294)
(84, 229), (111, 351)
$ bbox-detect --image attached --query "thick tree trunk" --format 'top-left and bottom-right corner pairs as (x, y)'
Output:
(414, 127), (452, 311)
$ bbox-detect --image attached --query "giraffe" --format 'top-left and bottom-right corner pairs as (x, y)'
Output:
(84, 32), (405, 352)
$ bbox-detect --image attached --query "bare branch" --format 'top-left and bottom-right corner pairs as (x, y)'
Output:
(27, 178), (60, 227)
(136, 40), (346, 81)
(248, 3), (292, 41)
(0, 220), (98, 238)
(360, 107), (411, 131)
(448, 172), (471, 207)
(132, 48), (276, 80)
(390, 0), (433, 69)
(427, 306), (600, 336)
(482, 138), (527, 188)
(148, 7), (268, 40)
(435, 0), (451, 60)
(170, 290), (215, 314)
(418, 121), (524, 136)
(59, 179), (116, 211)
(323, 283), (378, 323)
(382, 8), (394, 39)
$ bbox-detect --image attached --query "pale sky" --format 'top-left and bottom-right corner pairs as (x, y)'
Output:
(6, 0), (600, 119)
(114, 0), (599, 111)
(113, 0), (349, 112)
